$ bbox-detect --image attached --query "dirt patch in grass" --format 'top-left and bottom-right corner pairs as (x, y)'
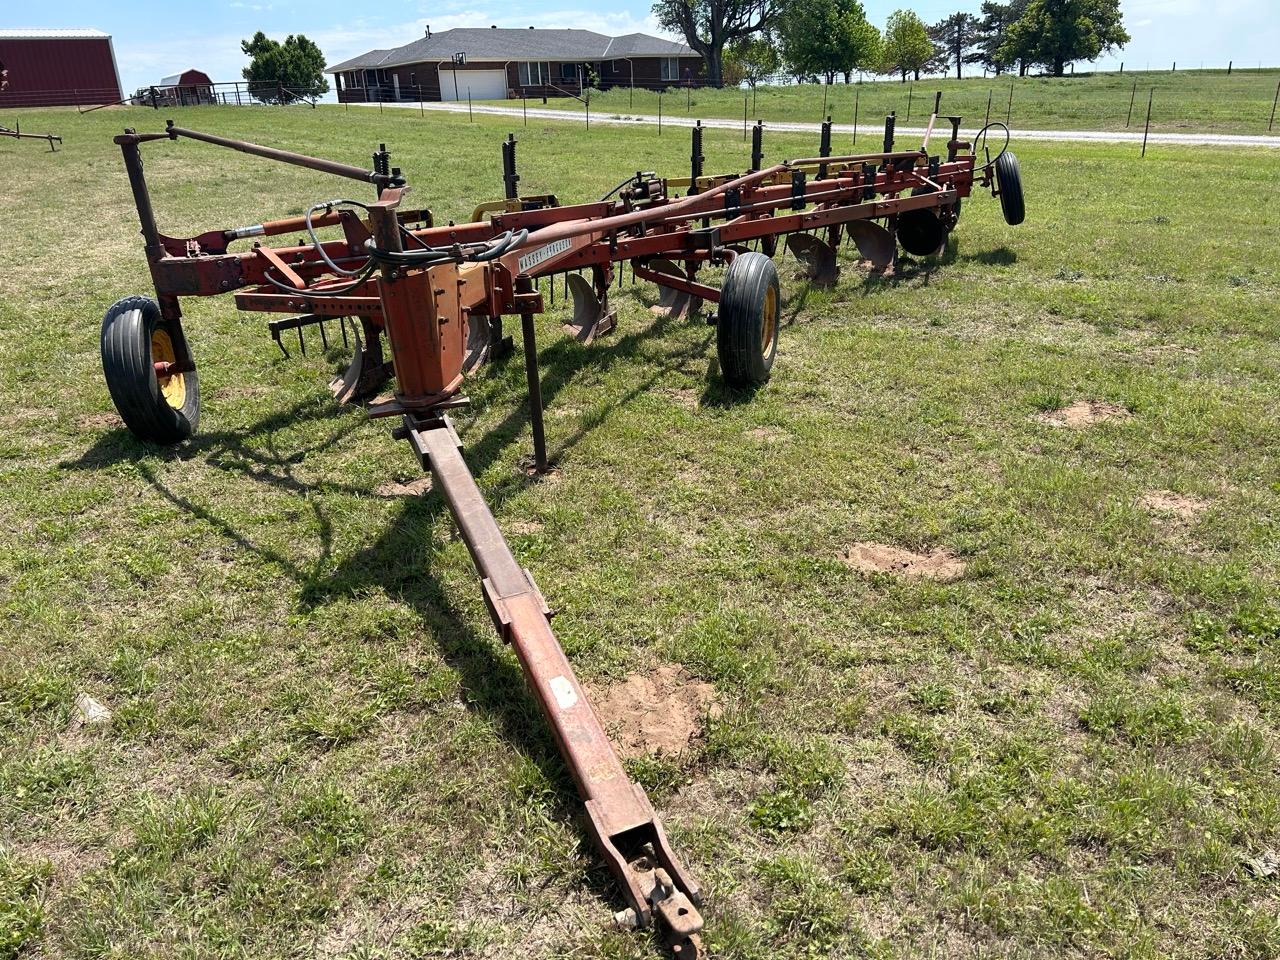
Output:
(1140, 490), (1208, 520)
(76, 412), (121, 431)
(589, 665), (718, 759)
(375, 476), (433, 498)
(1035, 400), (1131, 428)
(840, 542), (967, 581)
(662, 387), (700, 410)
(747, 425), (789, 443)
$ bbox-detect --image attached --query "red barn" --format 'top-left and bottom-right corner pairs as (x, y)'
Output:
(0, 28), (122, 108)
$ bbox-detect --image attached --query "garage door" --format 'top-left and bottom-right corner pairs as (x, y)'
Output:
(438, 68), (507, 101)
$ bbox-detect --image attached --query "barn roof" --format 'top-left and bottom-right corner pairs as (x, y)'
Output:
(327, 27), (693, 73)
(0, 28), (111, 39)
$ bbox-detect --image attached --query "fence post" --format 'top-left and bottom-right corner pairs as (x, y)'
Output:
(523, 93), (528, 126)
(1227, 60), (1232, 75)
(1141, 87), (1153, 157)
(852, 85), (859, 145)
(277, 81), (284, 104)
(658, 91), (662, 136)
(1270, 78), (1280, 132)
(468, 87), (473, 122)
(1006, 80), (1013, 124)
(907, 83), (912, 120)
(1125, 78), (1137, 127)
(586, 90), (590, 129)
(235, 82), (241, 107)
(419, 87), (424, 117)
(984, 88), (992, 128)
(743, 94), (748, 140)
(687, 83), (691, 112)
(1119, 62), (1124, 74)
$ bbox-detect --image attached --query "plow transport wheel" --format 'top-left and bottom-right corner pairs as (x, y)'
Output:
(101, 296), (200, 444)
(994, 151), (1025, 226)
(716, 252), (780, 387)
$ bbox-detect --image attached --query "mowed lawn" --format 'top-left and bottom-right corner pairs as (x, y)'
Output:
(1, 105), (1279, 959)
(477, 67), (1280, 136)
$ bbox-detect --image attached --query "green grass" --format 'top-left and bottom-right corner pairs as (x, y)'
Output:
(477, 67), (1280, 136)
(2, 104), (1280, 958)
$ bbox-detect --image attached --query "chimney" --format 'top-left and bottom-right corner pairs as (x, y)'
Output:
(425, 25), (431, 37)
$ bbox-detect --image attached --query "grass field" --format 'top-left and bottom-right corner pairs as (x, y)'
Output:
(475, 67), (1280, 136)
(2, 104), (1279, 959)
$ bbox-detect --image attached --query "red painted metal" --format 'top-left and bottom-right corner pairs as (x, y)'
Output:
(105, 111), (1014, 957)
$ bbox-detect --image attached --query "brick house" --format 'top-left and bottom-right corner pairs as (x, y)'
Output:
(327, 26), (704, 103)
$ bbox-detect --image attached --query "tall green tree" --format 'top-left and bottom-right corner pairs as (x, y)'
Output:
(241, 31), (329, 101)
(1001, 0), (1128, 76)
(881, 9), (933, 82)
(652, 0), (788, 86)
(972, 0), (1025, 75)
(779, 0), (879, 84)
(928, 12), (981, 79)
(725, 35), (782, 87)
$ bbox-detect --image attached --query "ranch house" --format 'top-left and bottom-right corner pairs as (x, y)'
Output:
(327, 26), (704, 104)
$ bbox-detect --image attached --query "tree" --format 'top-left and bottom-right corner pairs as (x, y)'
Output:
(1001, 0), (1128, 76)
(881, 10), (933, 82)
(928, 12), (981, 79)
(972, 0), (1024, 75)
(241, 31), (329, 102)
(779, 0), (879, 84)
(652, 0), (788, 87)
(725, 35), (781, 87)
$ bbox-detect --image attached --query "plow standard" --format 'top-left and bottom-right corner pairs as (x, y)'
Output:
(102, 102), (1023, 957)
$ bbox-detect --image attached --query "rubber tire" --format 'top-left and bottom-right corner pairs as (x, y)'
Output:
(994, 151), (1025, 226)
(101, 296), (200, 444)
(716, 252), (780, 387)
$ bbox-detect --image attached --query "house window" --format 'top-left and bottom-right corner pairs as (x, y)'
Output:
(660, 57), (679, 81)
(409, 72), (416, 87)
(517, 61), (549, 85)
(559, 62), (577, 81)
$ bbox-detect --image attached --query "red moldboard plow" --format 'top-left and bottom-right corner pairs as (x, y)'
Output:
(101, 102), (1023, 956)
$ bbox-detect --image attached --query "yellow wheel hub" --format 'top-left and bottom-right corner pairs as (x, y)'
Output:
(151, 328), (186, 409)
(761, 285), (777, 356)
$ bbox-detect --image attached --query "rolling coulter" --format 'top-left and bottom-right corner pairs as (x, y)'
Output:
(102, 102), (1023, 957)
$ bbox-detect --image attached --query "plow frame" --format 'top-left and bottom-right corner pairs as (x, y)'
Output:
(106, 106), (1012, 957)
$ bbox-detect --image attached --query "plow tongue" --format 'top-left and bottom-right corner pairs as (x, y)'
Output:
(564, 270), (618, 344)
(647, 258), (698, 319)
(786, 232), (840, 288)
(846, 219), (897, 273)
(329, 317), (392, 404)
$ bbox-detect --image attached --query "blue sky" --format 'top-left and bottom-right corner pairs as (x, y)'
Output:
(19, 0), (1280, 96)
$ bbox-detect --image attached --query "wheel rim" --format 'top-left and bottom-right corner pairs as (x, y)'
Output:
(761, 285), (777, 355)
(151, 328), (186, 409)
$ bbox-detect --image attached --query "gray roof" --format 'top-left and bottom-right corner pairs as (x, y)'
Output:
(602, 33), (692, 57)
(327, 27), (693, 73)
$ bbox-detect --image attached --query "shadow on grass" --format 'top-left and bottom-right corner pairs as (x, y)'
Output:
(58, 301), (714, 914)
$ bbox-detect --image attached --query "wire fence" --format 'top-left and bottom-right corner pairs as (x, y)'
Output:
(6, 65), (1278, 138)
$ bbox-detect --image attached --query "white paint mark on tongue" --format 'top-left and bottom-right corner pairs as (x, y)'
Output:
(549, 675), (578, 710)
